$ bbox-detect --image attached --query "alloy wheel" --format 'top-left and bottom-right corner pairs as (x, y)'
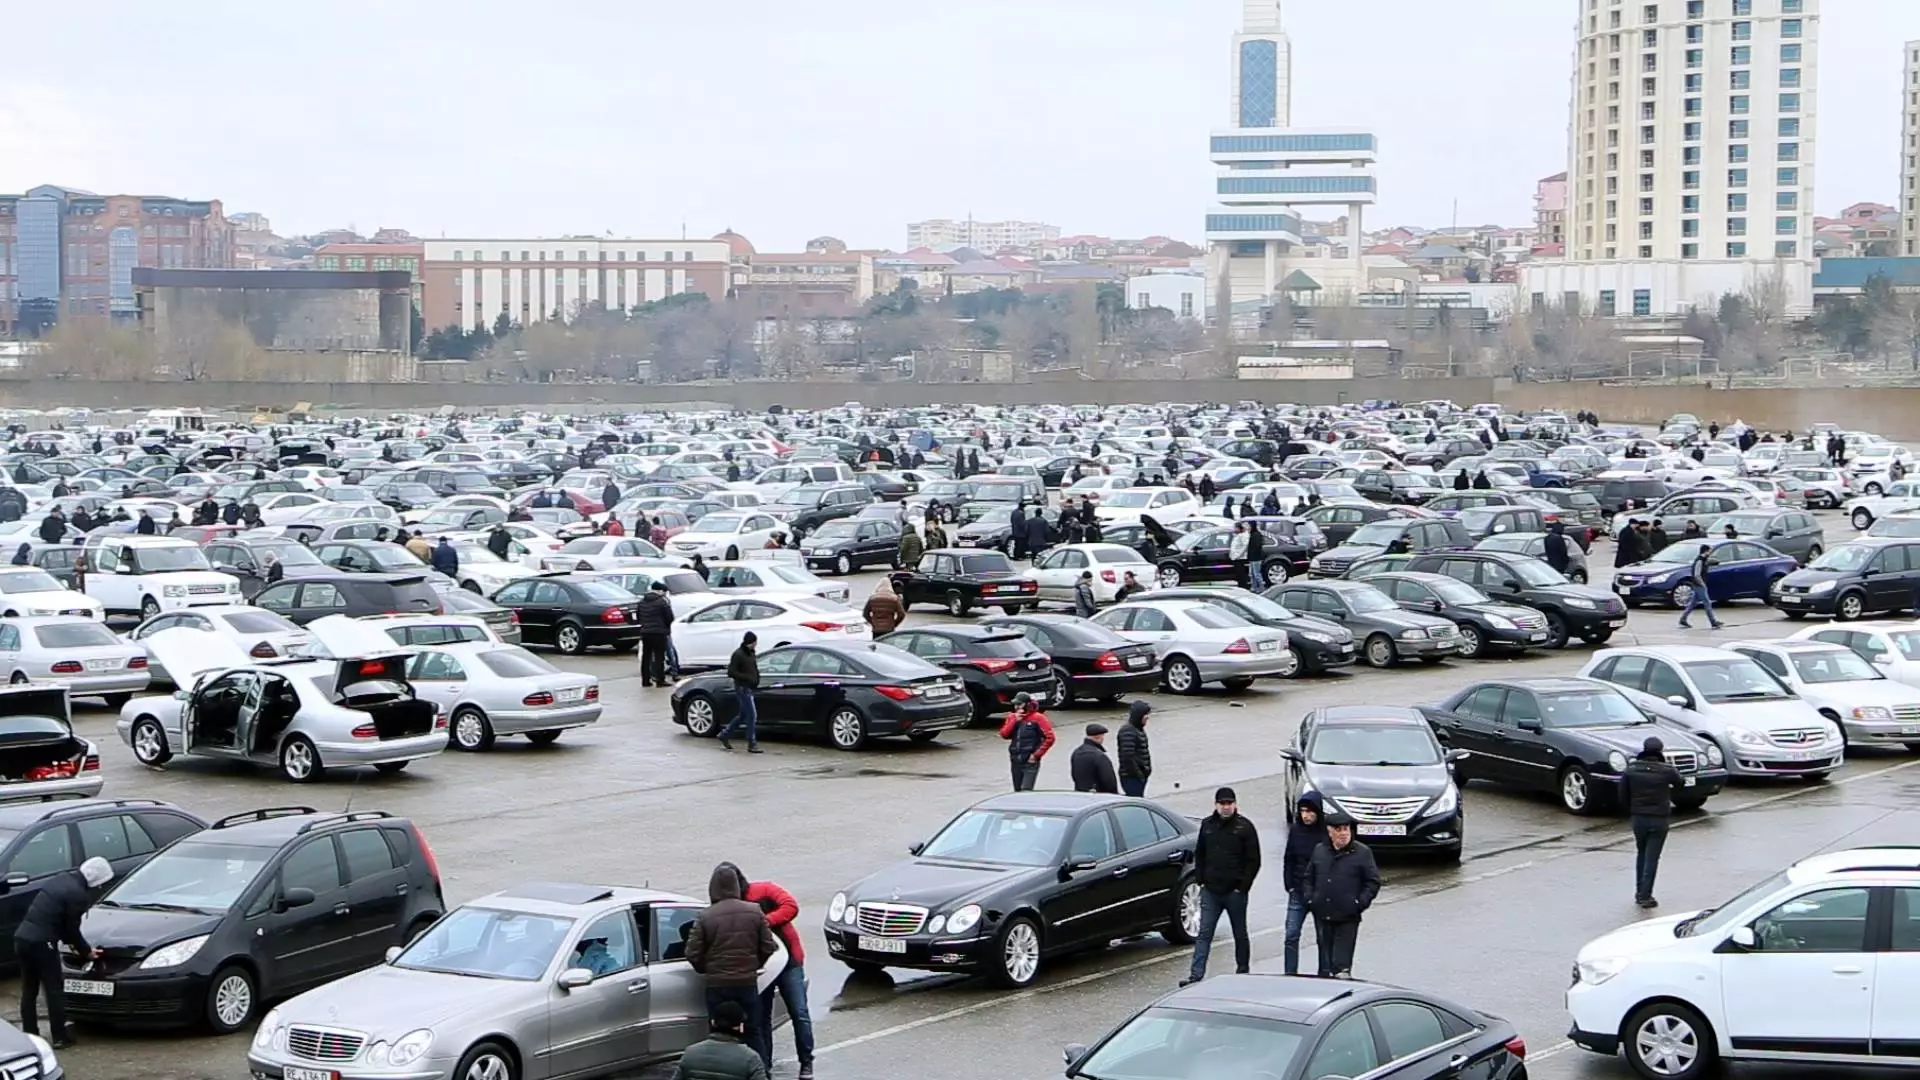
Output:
(1458, 624), (1484, 658)
(556, 624), (583, 654)
(1365, 635), (1395, 668)
(836, 553), (852, 575)
(1274, 649), (1302, 678)
(1264, 561), (1289, 586)
(1633, 1013), (1700, 1077)
(829, 706), (866, 750)
(132, 720), (168, 764)
(1001, 921), (1040, 985)
(1838, 592), (1865, 620)
(1164, 658), (1198, 694)
(281, 738), (319, 782)
(453, 709), (492, 751)
(1157, 566), (1181, 588)
(1670, 583), (1695, 609)
(464, 1052), (514, 1080)
(1179, 882), (1202, 938)
(684, 696), (717, 736)
(1561, 767), (1590, 812)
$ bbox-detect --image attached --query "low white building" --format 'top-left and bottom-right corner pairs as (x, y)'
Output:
(1126, 273), (1206, 319)
(1520, 259), (1813, 318)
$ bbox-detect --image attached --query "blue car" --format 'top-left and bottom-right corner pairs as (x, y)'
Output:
(1610, 537), (1798, 609)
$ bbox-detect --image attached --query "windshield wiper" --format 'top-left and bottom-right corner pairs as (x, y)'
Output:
(1716, 690), (1778, 700)
(110, 901), (213, 914)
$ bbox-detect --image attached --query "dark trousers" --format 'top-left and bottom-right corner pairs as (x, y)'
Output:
(1315, 917), (1360, 976)
(1120, 776), (1147, 797)
(640, 634), (669, 686)
(756, 961), (813, 1069)
(15, 938), (65, 1038)
(1188, 888), (1250, 980)
(1633, 816), (1670, 902)
(704, 984), (761, 1055)
(720, 687), (758, 746)
(1011, 759), (1039, 791)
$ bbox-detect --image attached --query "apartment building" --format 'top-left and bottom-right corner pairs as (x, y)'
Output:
(905, 219), (1060, 255)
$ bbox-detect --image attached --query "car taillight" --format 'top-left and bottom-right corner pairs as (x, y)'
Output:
(49, 661), (82, 674)
(413, 824), (440, 880)
(1223, 638), (1252, 654)
(981, 584), (1000, 594)
(1100, 569), (1116, 583)
(601, 606), (627, 624)
(577, 560), (594, 571)
(874, 685), (916, 701)
(523, 691), (555, 706)
(968, 658), (1017, 674)
(358, 660), (387, 676)
(82, 753), (100, 772)
(585, 685), (599, 701)
(250, 642), (277, 658)
(799, 621), (844, 632)
(1504, 1036), (1527, 1059)
(350, 723), (378, 739)
(1094, 651), (1124, 672)
(127, 656), (148, 669)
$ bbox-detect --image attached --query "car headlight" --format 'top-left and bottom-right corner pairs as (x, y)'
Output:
(252, 1007), (283, 1050)
(843, 902), (859, 926)
(1577, 957), (1631, 985)
(162, 584), (186, 598)
(1484, 614), (1516, 630)
(926, 914), (947, 934)
(945, 904), (983, 935)
(1400, 628), (1423, 640)
(1852, 706), (1893, 722)
(1808, 580), (1836, 595)
(1703, 741), (1724, 765)
(371, 1029), (434, 1068)
(140, 934), (209, 969)
(1302, 632), (1333, 643)
(1729, 727), (1767, 748)
(828, 892), (847, 921)
(1564, 596), (1597, 608)
(22, 1033), (56, 1075)
(1608, 750), (1629, 772)
(1424, 784), (1458, 817)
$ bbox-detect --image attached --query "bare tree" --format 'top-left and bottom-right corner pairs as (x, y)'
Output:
(1872, 291), (1920, 371)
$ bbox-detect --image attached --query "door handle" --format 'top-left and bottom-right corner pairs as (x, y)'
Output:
(1111, 866), (1129, 877)
(395, 883), (409, 895)
(627, 979), (649, 993)
(1448, 1054), (1469, 1069)
(1833, 966), (1865, 975)
(333, 904), (351, 916)
(1165, 851), (1186, 862)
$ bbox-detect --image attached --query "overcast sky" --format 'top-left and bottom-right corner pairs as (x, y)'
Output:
(2, 0), (1914, 250)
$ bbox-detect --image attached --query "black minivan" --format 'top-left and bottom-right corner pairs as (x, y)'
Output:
(1775, 538), (1920, 620)
(65, 807), (444, 1032)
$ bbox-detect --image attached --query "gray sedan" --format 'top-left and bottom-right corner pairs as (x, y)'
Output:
(247, 882), (786, 1080)
(404, 642), (601, 751)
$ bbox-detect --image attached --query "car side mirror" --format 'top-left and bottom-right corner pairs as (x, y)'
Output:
(1665, 694), (1692, 709)
(1446, 748), (1471, 763)
(384, 945), (403, 963)
(1504, 579), (1522, 591)
(172, 689), (189, 700)
(0, 872), (27, 892)
(1064, 1043), (1090, 1069)
(908, 842), (925, 856)
(1516, 719), (1544, 734)
(1279, 748), (1303, 763)
(1729, 926), (1757, 950)
(557, 966), (594, 991)
(1062, 858), (1098, 876)
(276, 887), (316, 912)
(1873, 653), (1892, 665)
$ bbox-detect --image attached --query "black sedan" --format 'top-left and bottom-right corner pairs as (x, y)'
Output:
(485, 573), (642, 654)
(890, 548), (1038, 617)
(1398, 550), (1627, 648)
(799, 517), (902, 575)
(877, 625), (1054, 725)
(1421, 677), (1728, 814)
(1064, 974), (1529, 1080)
(1151, 523), (1314, 590)
(823, 792), (1199, 988)
(1367, 571), (1551, 659)
(978, 613), (1159, 707)
(669, 641), (970, 750)
(1151, 586), (1356, 676)
(1281, 705), (1464, 860)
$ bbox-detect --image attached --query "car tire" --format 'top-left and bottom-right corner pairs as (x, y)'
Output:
(945, 591), (969, 617)
(725, 545), (740, 561)
(1163, 877), (1202, 945)
(906, 730), (940, 744)
(1580, 628), (1616, 645)
(1867, 482), (1885, 497)
(1274, 648), (1303, 679)
(373, 761), (408, 775)
(102, 692), (132, 710)
(1157, 565), (1182, 588)
(1805, 545), (1822, 562)
(1559, 764), (1596, 815)
(1669, 582), (1695, 610)
(526, 730), (562, 746)
(1162, 655), (1202, 695)
(451, 707), (496, 752)
(204, 964), (258, 1033)
(1362, 633), (1397, 669)
(682, 693), (718, 737)
(130, 717), (172, 766)
(1457, 623), (1486, 659)
(140, 595), (161, 620)
(1622, 1000), (1715, 1080)
(6, 672), (25, 686)
(1048, 667), (1075, 708)
(454, 1041), (519, 1080)
(462, 580), (482, 594)
(989, 915), (1043, 989)
(1221, 676), (1255, 692)
(1262, 560), (1290, 586)
(835, 553), (853, 575)
(280, 735), (324, 783)
(554, 620), (586, 655)
(827, 704), (868, 751)
(1543, 611), (1571, 650)
(1837, 591), (1867, 621)
(1853, 508), (1875, 530)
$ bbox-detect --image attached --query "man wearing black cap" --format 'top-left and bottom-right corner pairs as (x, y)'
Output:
(1070, 723), (1119, 794)
(1182, 787), (1261, 986)
(1620, 736), (1686, 908)
(998, 694), (1055, 791)
(1305, 810), (1380, 978)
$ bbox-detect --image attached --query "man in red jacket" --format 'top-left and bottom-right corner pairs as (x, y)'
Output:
(998, 693), (1056, 791)
(733, 866), (814, 1078)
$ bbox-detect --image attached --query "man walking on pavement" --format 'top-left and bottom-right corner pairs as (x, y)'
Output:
(1280, 792), (1325, 975)
(719, 632), (762, 752)
(1677, 543), (1723, 629)
(16, 856), (112, 1047)
(685, 862), (779, 1063)
(1543, 520), (1571, 576)
(1621, 736), (1686, 908)
(998, 693), (1055, 791)
(1182, 787), (1261, 986)
(1070, 723), (1119, 793)
(1116, 701), (1151, 797)
(730, 866), (815, 1079)
(636, 581), (674, 688)
(1305, 811), (1380, 978)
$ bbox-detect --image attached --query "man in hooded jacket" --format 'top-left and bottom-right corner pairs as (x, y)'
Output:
(1280, 793), (1324, 975)
(727, 866), (814, 1078)
(636, 582), (675, 688)
(16, 856), (112, 1047)
(686, 862), (779, 1060)
(1116, 701), (1152, 796)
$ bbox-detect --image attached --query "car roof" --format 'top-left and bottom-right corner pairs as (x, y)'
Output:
(1154, 973), (1405, 1023)
(0, 795), (191, 829)
(1486, 676), (1615, 695)
(1369, 571), (1461, 587)
(201, 807), (405, 846)
(970, 791), (1137, 815)
(1726, 639), (1844, 653)
(469, 881), (697, 916)
(908, 624), (1023, 641)
(1313, 705), (1427, 724)
(1789, 847), (1920, 882)
(1592, 644), (1744, 661)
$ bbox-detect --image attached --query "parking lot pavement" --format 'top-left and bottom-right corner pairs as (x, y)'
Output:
(23, 503), (1910, 1080)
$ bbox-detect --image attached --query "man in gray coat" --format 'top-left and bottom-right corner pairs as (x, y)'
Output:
(670, 998), (768, 1080)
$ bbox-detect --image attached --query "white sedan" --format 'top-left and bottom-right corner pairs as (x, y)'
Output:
(667, 512), (784, 561)
(1090, 599), (1293, 694)
(255, 491), (335, 526)
(705, 560), (851, 605)
(125, 604), (316, 682)
(1091, 487), (1206, 525)
(1789, 622), (1920, 689)
(671, 595), (870, 668)
(1023, 543), (1154, 605)
(439, 539), (535, 595)
(0, 567), (104, 620)
(538, 535), (684, 572)
(1728, 638), (1920, 750)
(0, 616), (149, 706)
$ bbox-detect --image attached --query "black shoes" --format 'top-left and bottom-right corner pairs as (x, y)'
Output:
(1637, 897), (1658, 909)
(50, 1035), (75, 1050)
(748, 746), (764, 754)
(719, 736), (733, 750)
(1179, 976), (1202, 987)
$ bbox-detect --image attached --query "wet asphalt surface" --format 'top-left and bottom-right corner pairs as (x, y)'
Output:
(25, 504), (1920, 1080)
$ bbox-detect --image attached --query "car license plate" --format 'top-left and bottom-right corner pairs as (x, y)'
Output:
(1126, 655), (1149, 670)
(857, 935), (908, 954)
(84, 658), (116, 671)
(64, 979), (112, 996)
(1614, 583), (1631, 594)
(1683, 776), (1696, 787)
(1529, 633), (1548, 642)
(1357, 824), (1406, 837)
(1608, 616), (1627, 626)
(1903, 727), (1920, 736)
(1257, 640), (1278, 652)
(557, 687), (585, 703)
(926, 685), (952, 698)
(284, 1067), (338, 1080)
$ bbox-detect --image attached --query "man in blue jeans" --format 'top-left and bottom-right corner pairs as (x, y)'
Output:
(1279, 791), (1325, 974)
(1181, 787), (1262, 986)
(720, 631), (762, 752)
(1677, 543), (1723, 630)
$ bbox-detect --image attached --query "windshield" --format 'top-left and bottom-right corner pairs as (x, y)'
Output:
(253, 542), (323, 568)
(1308, 724), (1439, 765)
(1344, 589), (1397, 614)
(1075, 1007), (1307, 1080)
(574, 580), (638, 603)
(920, 809), (1069, 866)
(1185, 606), (1251, 630)
(811, 521), (858, 540)
(1344, 522), (1405, 548)
(1427, 579), (1490, 605)
(1683, 659), (1791, 702)
(394, 906), (574, 980)
(972, 483), (1025, 501)
(695, 514), (746, 533)
(1809, 544), (1876, 571)
(1680, 871), (1793, 938)
(101, 840), (271, 914)
(0, 571), (64, 594)
(477, 647), (560, 678)
(1790, 649), (1882, 684)
(1538, 690), (1650, 727)
(33, 623), (119, 648)
(1103, 491), (1155, 508)
(969, 507), (1014, 525)
(1503, 559), (1565, 586)
(130, 545), (212, 572)
(369, 546), (423, 571)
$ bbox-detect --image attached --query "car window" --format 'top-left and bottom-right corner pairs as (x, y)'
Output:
(1872, 546), (1911, 574)
(1067, 814), (1117, 863)
(7, 825), (74, 879)
(1646, 662), (1688, 701)
(134, 813), (199, 848)
(1750, 888), (1871, 953)
(734, 601), (784, 621)
(1111, 806), (1162, 853)
(493, 581), (532, 604)
(687, 602), (740, 624)
(1373, 1002), (1451, 1060)
(530, 582), (568, 604)
(409, 652), (466, 681)
(299, 582), (346, 609)
(280, 837), (343, 894)
(1503, 691), (1542, 725)
(1133, 609), (1174, 632)
(1891, 889), (1920, 952)
(572, 909), (640, 976)
(1454, 687), (1506, 722)
(1743, 650), (1790, 680)
(338, 829), (397, 881)
(1604, 654), (1649, 690)
(793, 649), (855, 676)
(1149, 809), (1181, 842)
(77, 814), (151, 861)
(1305, 1011), (1382, 1080)
(255, 584), (300, 611)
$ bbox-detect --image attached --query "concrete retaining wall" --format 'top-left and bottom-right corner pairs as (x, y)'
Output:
(1500, 383), (1920, 441)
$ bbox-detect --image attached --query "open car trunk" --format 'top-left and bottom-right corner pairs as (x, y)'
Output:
(0, 689), (87, 782)
(337, 655), (436, 740)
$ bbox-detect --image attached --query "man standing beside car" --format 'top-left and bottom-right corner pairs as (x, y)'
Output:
(730, 866), (815, 1080)
(1182, 787), (1261, 987)
(636, 581), (674, 688)
(686, 862), (779, 1066)
(719, 632), (762, 753)
(1306, 810), (1380, 979)
(1621, 736), (1685, 909)
(1280, 792), (1324, 975)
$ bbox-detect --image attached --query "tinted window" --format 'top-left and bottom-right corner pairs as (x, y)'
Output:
(1454, 686), (1506, 721)
(1646, 662), (1688, 701)
(1374, 1002), (1450, 1060)
(1306, 1011), (1382, 1080)
(1067, 814), (1117, 863)
(1607, 655), (1651, 691)
(1112, 806), (1162, 853)
(7, 826), (73, 878)
(339, 829), (397, 881)
(78, 814), (152, 861)
(280, 838), (343, 894)
(1751, 888), (1871, 953)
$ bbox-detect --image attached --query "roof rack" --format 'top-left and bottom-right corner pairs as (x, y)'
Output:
(0, 792), (91, 807)
(212, 806), (317, 830)
(295, 810), (392, 835)
(43, 797), (168, 819)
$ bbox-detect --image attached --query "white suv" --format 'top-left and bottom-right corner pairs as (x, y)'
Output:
(1568, 846), (1920, 1080)
(83, 536), (242, 618)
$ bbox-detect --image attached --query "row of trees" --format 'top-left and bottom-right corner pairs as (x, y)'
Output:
(1809, 273), (1920, 369)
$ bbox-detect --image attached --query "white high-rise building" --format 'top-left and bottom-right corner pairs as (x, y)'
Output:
(1527, 0), (1818, 317)
(1205, 0), (1380, 310)
(1901, 40), (1920, 254)
(905, 219), (1060, 254)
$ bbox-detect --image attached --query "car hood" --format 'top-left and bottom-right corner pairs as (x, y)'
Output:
(1795, 678), (1920, 708)
(1577, 912), (1700, 962)
(1531, 582), (1623, 605)
(1462, 601), (1543, 621)
(1704, 696), (1826, 729)
(1358, 608), (1453, 631)
(1573, 722), (1688, 755)
(1277, 613), (1350, 639)
(1317, 542), (1387, 562)
(143, 627), (254, 684)
(1305, 764), (1450, 801)
(847, 857), (1028, 910)
(1781, 567), (1849, 586)
(279, 963), (537, 1033)
(1, 589), (101, 611)
(957, 522), (1009, 536)
(81, 904), (224, 951)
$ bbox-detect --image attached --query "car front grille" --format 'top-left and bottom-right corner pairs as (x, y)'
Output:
(1336, 796), (1429, 823)
(0, 1053), (42, 1080)
(1768, 727), (1828, 747)
(1664, 751), (1700, 773)
(855, 902), (928, 937)
(188, 584), (228, 595)
(1512, 612), (1548, 631)
(1777, 583), (1808, 595)
(288, 1026), (367, 1063)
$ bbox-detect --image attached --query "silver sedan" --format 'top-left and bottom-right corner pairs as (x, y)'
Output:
(123, 605), (316, 685)
(0, 616), (149, 707)
(405, 642), (601, 751)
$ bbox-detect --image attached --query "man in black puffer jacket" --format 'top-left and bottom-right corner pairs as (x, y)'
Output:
(1620, 736), (1685, 908)
(636, 582), (674, 688)
(1182, 787), (1261, 986)
(1280, 792), (1324, 975)
(1116, 701), (1151, 796)
(1305, 810), (1380, 978)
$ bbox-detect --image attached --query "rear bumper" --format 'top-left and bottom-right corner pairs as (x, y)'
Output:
(312, 731), (448, 766)
(0, 774), (105, 801)
(45, 671), (150, 694)
(1066, 669), (1161, 698)
(486, 702), (603, 735)
(1194, 650), (1295, 681)
(868, 698), (974, 736)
